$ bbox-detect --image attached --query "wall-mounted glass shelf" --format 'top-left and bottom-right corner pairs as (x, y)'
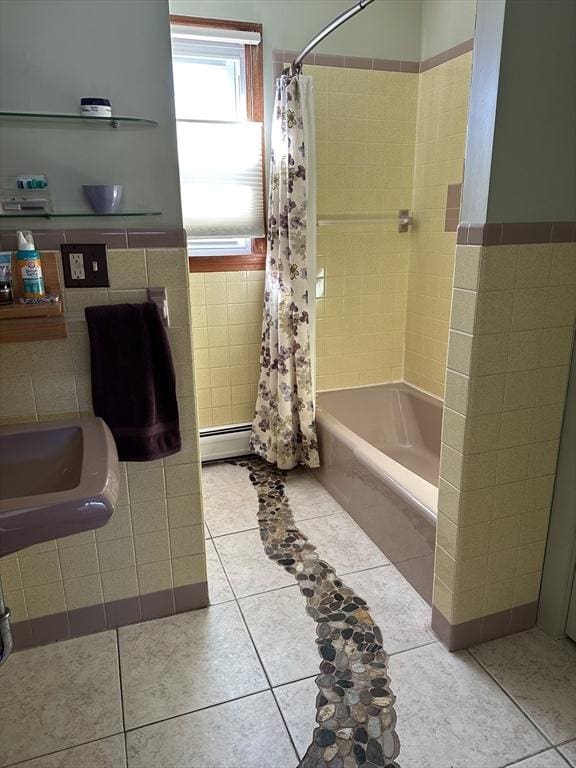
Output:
(0, 111), (158, 128)
(0, 211), (161, 218)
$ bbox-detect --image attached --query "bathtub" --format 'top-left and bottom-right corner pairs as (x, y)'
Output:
(313, 382), (442, 604)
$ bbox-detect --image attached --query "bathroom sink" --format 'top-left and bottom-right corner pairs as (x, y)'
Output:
(0, 417), (119, 557)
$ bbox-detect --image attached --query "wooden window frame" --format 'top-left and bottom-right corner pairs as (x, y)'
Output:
(170, 15), (266, 273)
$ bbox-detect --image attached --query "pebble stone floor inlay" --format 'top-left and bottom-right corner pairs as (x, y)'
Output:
(233, 457), (400, 768)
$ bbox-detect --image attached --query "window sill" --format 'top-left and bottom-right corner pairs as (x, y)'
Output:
(188, 253), (266, 273)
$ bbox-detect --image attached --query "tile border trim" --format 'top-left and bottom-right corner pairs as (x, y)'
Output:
(0, 227), (187, 251)
(272, 38), (473, 76)
(419, 38), (475, 73)
(9, 581), (209, 651)
(457, 221), (576, 245)
(431, 600), (538, 651)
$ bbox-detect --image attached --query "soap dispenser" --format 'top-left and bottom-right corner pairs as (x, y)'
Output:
(16, 230), (45, 298)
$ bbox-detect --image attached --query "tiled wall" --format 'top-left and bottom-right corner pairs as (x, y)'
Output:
(404, 51), (473, 397)
(189, 270), (264, 428)
(433, 241), (576, 647)
(311, 63), (417, 390)
(0, 248), (207, 648)
(187, 51), (474, 408)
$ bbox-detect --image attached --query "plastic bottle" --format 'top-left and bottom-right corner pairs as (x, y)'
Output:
(16, 230), (45, 298)
(0, 252), (13, 304)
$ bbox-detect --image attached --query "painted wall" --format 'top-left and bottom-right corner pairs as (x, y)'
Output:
(420, 0), (476, 60)
(170, 0), (423, 60)
(170, 0), (422, 151)
(0, 0), (182, 229)
(486, 0), (576, 222)
(0, 247), (207, 648)
(404, 52), (473, 397)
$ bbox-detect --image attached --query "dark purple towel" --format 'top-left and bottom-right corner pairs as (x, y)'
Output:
(85, 302), (181, 461)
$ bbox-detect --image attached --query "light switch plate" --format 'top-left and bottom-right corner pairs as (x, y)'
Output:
(61, 243), (109, 288)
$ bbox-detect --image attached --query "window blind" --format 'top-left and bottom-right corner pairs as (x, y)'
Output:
(177, 120), (265, 238)
(171, 30), (265, 240)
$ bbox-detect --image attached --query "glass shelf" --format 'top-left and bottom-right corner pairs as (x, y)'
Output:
(0, 211), (162, 218)
(0, 111), (158, 128)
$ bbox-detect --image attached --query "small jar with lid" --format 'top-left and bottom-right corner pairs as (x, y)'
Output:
(80, 98), (112, 118)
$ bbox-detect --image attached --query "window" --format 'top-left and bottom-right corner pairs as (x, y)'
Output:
(170, 17), (265, 269)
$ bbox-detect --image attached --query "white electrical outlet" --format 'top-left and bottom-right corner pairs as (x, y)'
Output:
(69, 252), (85, 280)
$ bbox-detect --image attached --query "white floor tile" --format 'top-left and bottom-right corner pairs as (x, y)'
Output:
(202, 486), (259, 538)
(470, 628), (576, 744)
(202, 463), (259, 538)
(14, 734), (126, 768)
(508, 750), (570, 768)
(240, 586), (318, 686)
(558, 739), (576, 767)
(126, 691), (298, 768)
(390, 643), (547, 768)
(205, 539), (234, 604)
(285, 469), (345, 522)
(274, 676), (318, 759)
(298, 512), (389, 575)
(213, 528), (293, 598)
(345, 565), (436, 654)
(0, 632), (122, 767)
(118, 602), (268, 729)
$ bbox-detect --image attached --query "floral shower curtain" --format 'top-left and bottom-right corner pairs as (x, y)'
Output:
(250, 74), (320, 470)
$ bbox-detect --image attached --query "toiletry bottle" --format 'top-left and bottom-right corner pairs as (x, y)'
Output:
(16, 230), (45, 298)
(0, 252), (13, 304)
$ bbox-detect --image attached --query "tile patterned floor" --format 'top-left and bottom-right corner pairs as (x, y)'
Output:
(0, 461), (575, 767)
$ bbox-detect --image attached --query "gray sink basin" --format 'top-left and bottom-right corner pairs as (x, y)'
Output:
(0, 417), (119, 557)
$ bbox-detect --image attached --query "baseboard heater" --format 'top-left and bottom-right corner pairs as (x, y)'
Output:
(199, 423), (252, 462)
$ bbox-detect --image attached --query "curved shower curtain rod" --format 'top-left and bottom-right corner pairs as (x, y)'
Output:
(287, 0), (376, 76)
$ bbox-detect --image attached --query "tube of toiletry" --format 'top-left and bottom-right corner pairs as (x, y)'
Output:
(0, 252), (13, 304)
(16, 230), (45, 298)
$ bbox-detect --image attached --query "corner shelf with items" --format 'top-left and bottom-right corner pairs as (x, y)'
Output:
(0, 253), (66, 343)
(0, 108), (160, 218)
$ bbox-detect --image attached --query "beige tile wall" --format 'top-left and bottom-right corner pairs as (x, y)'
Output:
(311, 63), (417, 390)
(189, 270), (264, 429)
(434, 242), (576, 624)
(187, 55), (473, 412)
(0, 248), (206, 625)
(404, 52), (473, 397)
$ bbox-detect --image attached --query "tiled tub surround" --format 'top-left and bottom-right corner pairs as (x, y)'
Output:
(404, 50), (473, 398)
(236, 456), (400, 768)
(314, 383), (441, 606)
(433, 240), (576, 649)
(187, 45), (474, 413)
(189, 269), (265, 429)
(0, 247), (207, 649)
(312, 62), (417, 391)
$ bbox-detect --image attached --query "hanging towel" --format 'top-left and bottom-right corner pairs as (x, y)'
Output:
(85, 302), (181, 461)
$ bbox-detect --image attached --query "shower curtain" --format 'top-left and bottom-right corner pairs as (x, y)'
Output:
(250, 74), (320, 470)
